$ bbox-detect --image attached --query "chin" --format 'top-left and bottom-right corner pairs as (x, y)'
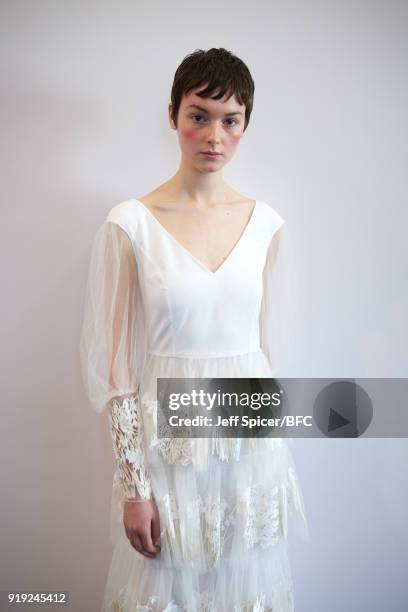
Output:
(199, 157), (227, 169)
(197, 165), (224, 174)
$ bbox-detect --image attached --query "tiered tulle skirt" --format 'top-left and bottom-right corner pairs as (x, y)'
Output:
(104, 350), (309, 611)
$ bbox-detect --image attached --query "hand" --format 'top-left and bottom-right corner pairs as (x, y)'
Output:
(123, 498), (161, 558)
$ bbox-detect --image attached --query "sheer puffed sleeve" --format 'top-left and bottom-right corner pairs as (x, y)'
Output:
(79, 220), (152, 501)
(260, 221), (299, 376)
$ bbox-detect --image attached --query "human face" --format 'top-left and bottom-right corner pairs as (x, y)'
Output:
(169, 87), (246, 172)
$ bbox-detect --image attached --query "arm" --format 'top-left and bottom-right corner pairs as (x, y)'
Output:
(260, 222), (299, 376)
(79, 220), (152, 501)
(79, 220), (160, 556)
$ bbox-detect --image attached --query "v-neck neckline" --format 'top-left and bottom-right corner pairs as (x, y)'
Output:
(132, 198), (259, 276)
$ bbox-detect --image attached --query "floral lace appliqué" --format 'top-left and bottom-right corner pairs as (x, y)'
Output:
(160, 491), (237, 568)
(143, 396), (193, 466)
(109, 586), (287, 611)
(240, 483), (281, 549)
(108, 389), (152, 500)
(156, 437), (193, 465)
(159, 482), (288, 570)
(202, 496), (236, 566)
(110, 590), (183, 611)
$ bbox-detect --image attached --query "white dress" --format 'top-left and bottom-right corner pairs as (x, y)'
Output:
(79, 198), (309, 612)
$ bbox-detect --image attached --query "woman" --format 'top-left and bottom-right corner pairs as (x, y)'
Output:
(80, 47), (309, 612)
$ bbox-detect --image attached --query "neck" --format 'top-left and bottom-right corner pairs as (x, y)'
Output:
(162, 159), (234, 207)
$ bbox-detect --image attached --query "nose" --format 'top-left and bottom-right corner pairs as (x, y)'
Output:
(206, 121), (221, 145)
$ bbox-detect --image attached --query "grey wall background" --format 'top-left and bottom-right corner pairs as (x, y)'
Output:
(1, 1), (407, 611)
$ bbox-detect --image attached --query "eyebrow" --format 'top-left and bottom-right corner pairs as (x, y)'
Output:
(185, 104), (243, 117)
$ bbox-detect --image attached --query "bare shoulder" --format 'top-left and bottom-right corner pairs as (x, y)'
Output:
(219, 188), (256, 210)
(135, 187), (175, 213)
(228, 188), (255, 202)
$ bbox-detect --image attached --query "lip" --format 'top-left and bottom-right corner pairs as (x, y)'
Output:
(201, 151), (222, 156)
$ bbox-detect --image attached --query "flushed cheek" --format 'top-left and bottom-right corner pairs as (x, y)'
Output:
(229, 133), (242, 145)
(224, 134), (242, 154)
(180, 127), (200, 145)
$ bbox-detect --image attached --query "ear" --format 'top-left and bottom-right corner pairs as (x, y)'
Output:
(168, 103), (176, 129)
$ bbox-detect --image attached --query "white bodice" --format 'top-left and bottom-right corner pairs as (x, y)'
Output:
(106, 199), (284, 359)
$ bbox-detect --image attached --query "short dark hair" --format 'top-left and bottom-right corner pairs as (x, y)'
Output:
(170, 47), (255, 131)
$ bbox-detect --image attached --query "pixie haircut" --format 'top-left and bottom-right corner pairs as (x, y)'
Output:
(170, 47), (255, 131)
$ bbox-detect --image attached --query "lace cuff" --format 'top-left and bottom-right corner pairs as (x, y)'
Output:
(108, 388), (153, 501)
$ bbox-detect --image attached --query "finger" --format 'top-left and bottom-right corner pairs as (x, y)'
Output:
(129, 532), (144, 555)
(132, 531), (157, 558)
(140, 530), (159, 556)
(151, 513), (161, 550)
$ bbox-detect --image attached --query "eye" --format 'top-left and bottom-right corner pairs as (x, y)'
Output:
(191, 114), (207, 123)
(224, 118), (239, 127)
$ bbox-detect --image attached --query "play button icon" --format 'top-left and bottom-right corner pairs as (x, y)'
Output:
(328, 407), (350, 432)
(313, 380), (373, 437)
